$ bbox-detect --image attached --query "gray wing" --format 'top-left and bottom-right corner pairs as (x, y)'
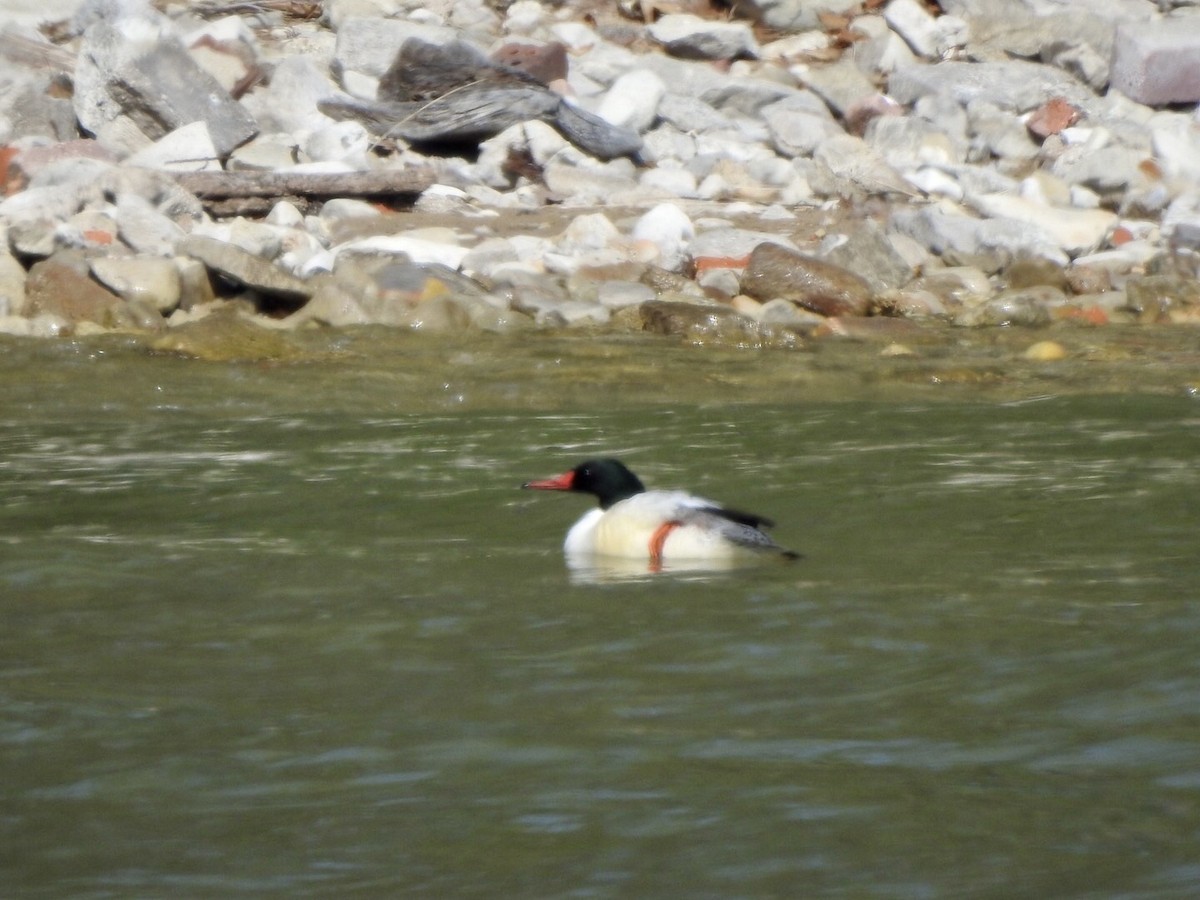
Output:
(680, 506), (792, 554)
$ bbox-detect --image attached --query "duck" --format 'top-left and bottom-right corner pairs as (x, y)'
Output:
(522, 458), (799, 568)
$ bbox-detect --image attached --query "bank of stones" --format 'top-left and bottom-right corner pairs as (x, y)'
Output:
(2, 0), (1200, 346)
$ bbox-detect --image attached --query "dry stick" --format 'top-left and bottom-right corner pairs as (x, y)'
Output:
(171, 168), (433, 201)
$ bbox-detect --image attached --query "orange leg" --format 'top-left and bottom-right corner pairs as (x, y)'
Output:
(648, 521), (682, 572)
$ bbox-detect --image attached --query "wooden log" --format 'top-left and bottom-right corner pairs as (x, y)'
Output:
(171, 168), (433, 200)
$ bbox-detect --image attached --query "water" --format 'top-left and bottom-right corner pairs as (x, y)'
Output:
(2, 338), (1199, 897)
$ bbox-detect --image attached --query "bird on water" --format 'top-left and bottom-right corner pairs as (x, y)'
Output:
(523, 458), (799, 568)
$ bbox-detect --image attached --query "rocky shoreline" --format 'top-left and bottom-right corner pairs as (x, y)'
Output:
(2, 0), (1200, 359)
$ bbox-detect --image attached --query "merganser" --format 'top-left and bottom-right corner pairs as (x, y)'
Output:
(523, 458), (799, 568)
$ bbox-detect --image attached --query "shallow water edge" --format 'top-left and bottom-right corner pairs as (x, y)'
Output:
(1, 322), (1199, 419)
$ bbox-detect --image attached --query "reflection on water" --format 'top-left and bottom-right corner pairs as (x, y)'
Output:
(1, 392), (1199, 897)
(564, 552), (799, 585)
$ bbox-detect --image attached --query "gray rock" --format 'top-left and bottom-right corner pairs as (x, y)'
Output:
(811, 135), (917, 198)
(964, 193), (1117, 255)
(823, 221), (916, 293)
(648, 14), (759, 61)
(640, 299), (798, 348)
(6, 78), (78, 142)
(956, 288), (1058, 327)
(888, 59), (1093, 112)
(884, 0), (968, 59)
(966, 101), (1039, 168)
(761, 93), (844, 158)
(792, 55), (878, 118)
(1045, 43), (1110, 94)
(892, 203), (1068, 273)
(179, 234), (312, 302)
(1112, 17), (1200, 106)
(849, 14), (918, 75)
(4, 0), (105, 32)
(656, 94), (736, 133)
(686, 227), (796, 260)
(241, 56), (340, 135)
(637, 55), (795, 117)
(76, 22), (258, 156)
(727, 0), (860, 33)
(1051, 142), (1146, 195)
(332, 16), (458, 81)
(866, 114), (965, 170)
(292, 258), (488, 330)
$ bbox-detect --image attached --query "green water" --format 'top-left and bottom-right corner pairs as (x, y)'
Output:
(1, 332), (1199, 897)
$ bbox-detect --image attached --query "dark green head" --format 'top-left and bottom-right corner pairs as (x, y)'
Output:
(522, 458), (646, 509)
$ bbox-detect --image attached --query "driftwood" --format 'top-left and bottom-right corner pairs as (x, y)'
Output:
(173, 168), (433, 199)
(318, 39), (642, 162)
(171, 169), (433, 216)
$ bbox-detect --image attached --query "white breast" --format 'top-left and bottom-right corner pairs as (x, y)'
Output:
(563, 491), (750, 561)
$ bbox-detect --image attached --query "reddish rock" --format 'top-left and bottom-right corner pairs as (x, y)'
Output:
(23, 257), (146, 328)
(1025, 97), (1081, 140)
(691, 253), (752, 274)
(740, 242), (873, 317)
(491, 42), (569, 86)
(0, 145), (20, 195)
(10, 140), (117, 186)
(844, 93), (903, 137)
(1109, 225), (1135, 246)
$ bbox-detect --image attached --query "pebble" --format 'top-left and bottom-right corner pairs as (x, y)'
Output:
(0, 0), (1194, 347)
(1024, 340), (1069, 361)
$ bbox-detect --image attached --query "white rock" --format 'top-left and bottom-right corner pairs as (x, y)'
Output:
(886, 0), (967, 59)
(641, 125), (697, 164)
(1150, 114), (1200, 182)
(504, 0), (546, 34)
(550, 21), (599, 53)
(266, 201), (306, 228)
(125, 121), (221, 172)
(597, 70), (666, 133)
(325, 234), (471, 270)
(632, 203), (694, 270)
(228, 133), (305, 171)
(557, 213), (620, 252)
(905, 167), (963, 201)
(966, 193), (1117, 255)
(851, 14), (918, 74)
(304, 121), (370, 165)
(524, 120), (576, 165)
(760, 31), (831, 61)
(319, 198), (379, 224)
(0, 247), (27, 314)
(640, 167), (699, 199)
(90, 256), (182, 312)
